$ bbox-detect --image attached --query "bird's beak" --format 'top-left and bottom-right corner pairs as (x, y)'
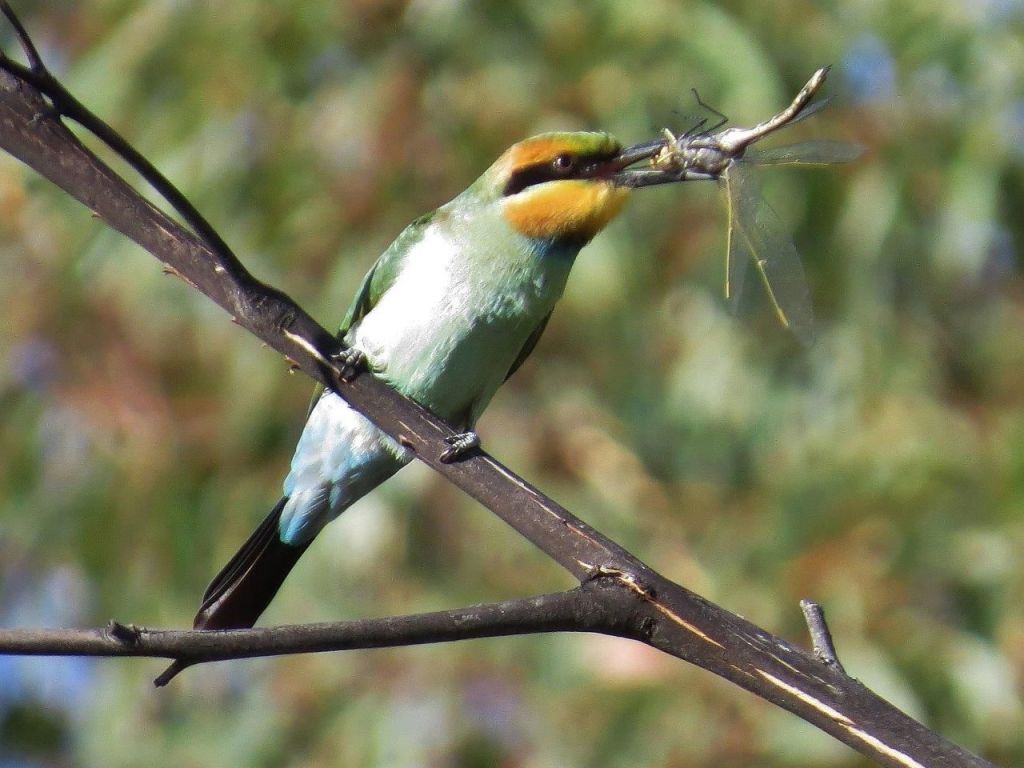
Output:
(582, 139), (689, 189)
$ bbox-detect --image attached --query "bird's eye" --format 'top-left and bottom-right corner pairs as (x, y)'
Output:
(552, 154), (575, 173)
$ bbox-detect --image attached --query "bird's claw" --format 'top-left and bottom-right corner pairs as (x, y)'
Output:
(332, 346), (366, 382)
(28, 103), (62, 126)
(439, 431), (480, 463)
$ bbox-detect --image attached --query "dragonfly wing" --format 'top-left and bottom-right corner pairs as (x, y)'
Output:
(722, 179), (749, 312)
(789, 95), (831, 125)
(746, 140), (864, 166)
(725, 161), (816, 345)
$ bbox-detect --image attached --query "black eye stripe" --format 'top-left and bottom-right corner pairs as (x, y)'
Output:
(503, 152), (615, 196)
(503, 164), (561, 196)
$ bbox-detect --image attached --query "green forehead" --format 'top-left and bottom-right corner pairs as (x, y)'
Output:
(508, 132), (622, 169)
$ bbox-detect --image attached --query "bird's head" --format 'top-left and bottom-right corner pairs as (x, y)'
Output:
(468, 131), (667, 246)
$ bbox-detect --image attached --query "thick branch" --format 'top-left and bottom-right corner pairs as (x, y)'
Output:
(0, 24), (996, 768)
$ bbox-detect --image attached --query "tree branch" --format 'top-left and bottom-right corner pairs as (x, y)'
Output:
(0, 9), (996, 768)
(0, 587), (630, 661)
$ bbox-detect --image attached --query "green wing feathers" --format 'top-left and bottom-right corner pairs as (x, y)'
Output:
(305, 214), (435, 417)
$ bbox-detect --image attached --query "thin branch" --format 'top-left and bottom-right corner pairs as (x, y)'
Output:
(0, 589), (617, 661)
(0, 2), (235, 260)
(801, 598), (845, 673)
(0, 9), (998, 768)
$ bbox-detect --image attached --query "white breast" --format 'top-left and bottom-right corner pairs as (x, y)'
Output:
(348, 222), (566, 424)
(351, 226), (467, 375)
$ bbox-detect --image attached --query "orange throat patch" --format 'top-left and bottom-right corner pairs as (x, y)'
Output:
(502, 180), (630, 242)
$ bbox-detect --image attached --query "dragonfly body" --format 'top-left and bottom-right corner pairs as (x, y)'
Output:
(652, 132), (732, 179)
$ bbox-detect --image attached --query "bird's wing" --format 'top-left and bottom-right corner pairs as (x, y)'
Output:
(504, 311), (552, 382)
(305, 214), (434, 418)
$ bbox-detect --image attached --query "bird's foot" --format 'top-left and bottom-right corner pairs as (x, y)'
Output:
(439, 431), (480, 463)
(332, 346), (366, 382)
(29, 103), (62, 126)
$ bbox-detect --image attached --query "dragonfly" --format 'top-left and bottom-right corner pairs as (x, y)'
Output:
(613, 67), (863, 345)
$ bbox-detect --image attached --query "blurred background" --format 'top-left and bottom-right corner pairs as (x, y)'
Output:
(1, 0), (1022, 765)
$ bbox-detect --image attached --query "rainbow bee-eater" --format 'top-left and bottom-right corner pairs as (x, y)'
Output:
(174, 132), (673, 640)
(158, 69), (850, 685)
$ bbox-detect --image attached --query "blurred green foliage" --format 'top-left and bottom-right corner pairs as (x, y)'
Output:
(1, 0), (1023, 765)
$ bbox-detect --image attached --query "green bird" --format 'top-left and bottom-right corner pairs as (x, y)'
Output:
(159, 131), (679, 684)
(152, 64), (857, 684)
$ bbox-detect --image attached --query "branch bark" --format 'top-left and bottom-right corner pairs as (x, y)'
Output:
(0, 15), (997, 768)
(0, 587), (637, 660)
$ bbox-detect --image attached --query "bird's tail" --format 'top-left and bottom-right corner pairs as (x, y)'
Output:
(154, 498), (307, 687)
